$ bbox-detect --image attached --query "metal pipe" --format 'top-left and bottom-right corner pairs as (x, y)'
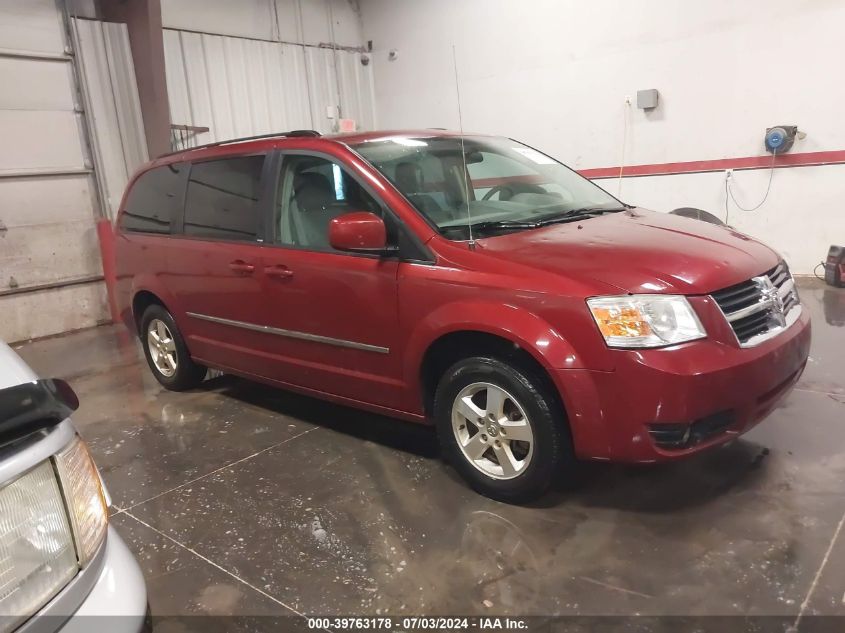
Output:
(161, 25), (366, 53)
(0, 47), (71, 62)
(328, 0), (344, 126)
(0, 167), (92, 179)
(0, 275), (105, 299)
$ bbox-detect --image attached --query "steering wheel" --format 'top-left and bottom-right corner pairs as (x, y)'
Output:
(483, 185), (514, 201)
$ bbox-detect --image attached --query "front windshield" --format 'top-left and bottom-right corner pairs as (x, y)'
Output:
(352, 135), (624, 239)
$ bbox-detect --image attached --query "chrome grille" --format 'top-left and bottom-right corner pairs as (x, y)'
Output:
(711, 261), (801, 347)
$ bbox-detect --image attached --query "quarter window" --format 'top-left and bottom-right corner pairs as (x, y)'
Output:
(120, 163), (185, 234)
(183, 155), (265, 242)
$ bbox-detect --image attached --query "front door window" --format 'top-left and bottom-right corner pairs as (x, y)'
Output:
(275, 155), (383, 251)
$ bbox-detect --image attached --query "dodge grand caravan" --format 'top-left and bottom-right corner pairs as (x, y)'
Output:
(114, 130), (811, 503)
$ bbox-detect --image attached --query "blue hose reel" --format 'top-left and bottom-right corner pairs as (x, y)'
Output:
(764, 126), (798, 153)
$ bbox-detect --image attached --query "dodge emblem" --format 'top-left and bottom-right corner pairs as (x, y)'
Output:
(754, 276), (786, 326)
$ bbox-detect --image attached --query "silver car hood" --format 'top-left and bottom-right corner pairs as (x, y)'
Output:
(0, 340), (39, 389)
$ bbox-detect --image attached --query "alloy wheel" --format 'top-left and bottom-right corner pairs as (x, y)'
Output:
(147, 319), (178, 378)
(451, 382), (534, 480)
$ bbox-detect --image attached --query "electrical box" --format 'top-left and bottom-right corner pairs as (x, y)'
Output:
(637, 89), (659, 110)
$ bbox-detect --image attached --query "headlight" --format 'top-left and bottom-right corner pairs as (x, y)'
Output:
(55, 436), (108, 566)
(0, 462), (78, 632)
(587, 295), (706, 348)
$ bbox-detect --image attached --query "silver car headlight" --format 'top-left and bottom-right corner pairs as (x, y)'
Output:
(0, 436), (109, 633)
(55, 436), (109, 566)
(0, 462), (78, 632)
(587, 295), (706, 348)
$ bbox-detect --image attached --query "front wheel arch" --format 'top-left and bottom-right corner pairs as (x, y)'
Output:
(419, 330), (569, 432)
(404, 301), (585, 415)
(132, 290), (166, 335)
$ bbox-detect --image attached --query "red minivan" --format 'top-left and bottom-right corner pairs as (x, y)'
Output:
(114, 129), (811, 502)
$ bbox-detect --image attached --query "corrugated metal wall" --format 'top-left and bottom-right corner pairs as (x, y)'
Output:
(73, 18), (147, 219)
(162, 27), (376, 149)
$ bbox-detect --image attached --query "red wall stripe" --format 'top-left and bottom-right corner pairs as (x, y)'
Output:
(579, 149), (845, 179)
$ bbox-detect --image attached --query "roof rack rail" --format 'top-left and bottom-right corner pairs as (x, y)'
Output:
(159, 130), (321, 158)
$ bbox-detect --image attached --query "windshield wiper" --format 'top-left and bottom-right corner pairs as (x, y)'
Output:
(535, 206), (626, 226)
(571, 205), (627, 214)
(468, 220), (541, 232)
(455, 207), (627, 235)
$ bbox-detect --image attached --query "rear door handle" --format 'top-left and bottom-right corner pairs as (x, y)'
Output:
(228, 260), (255, 274)
(264, 265), (294, 279)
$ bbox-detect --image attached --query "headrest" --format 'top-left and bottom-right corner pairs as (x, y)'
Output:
(395, 162), (423, 193)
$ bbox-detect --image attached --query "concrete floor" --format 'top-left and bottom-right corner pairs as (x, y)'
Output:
(13, 278), (845, 626)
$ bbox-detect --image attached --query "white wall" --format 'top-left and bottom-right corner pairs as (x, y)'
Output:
(359, 0), (845, 273)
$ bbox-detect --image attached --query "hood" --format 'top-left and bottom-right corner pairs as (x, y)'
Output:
(474, 209), (780, 295)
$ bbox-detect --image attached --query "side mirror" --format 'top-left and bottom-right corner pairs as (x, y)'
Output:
(329, 212), (397, 255)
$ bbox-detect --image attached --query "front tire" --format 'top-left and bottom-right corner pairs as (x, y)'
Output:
(433, 356), (573, 504)
(140, 305), (206, 391)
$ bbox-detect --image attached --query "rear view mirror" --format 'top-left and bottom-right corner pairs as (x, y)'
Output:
(329, 212), (398, 256)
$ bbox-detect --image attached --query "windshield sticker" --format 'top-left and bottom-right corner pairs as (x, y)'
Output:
(512, 147), (556, 164)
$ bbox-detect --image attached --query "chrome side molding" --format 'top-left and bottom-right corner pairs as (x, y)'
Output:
(185, 312), (390, 354)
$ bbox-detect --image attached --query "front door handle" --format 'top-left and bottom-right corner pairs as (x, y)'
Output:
(264, 265), (294, 279)
(228, 260), (255, 274)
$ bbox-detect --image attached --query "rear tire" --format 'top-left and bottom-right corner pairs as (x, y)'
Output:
(433, 356), (573, 504)
(140, 304), (206, 391)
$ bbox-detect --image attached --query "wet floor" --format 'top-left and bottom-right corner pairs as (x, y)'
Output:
(13, 278), (845, 625)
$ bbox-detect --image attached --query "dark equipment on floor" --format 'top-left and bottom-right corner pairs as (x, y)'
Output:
(824, 245), (845, 287)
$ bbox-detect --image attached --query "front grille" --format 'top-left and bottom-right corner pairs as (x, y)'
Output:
(648, 411), (736, 450)
(711, 261), (800, 347)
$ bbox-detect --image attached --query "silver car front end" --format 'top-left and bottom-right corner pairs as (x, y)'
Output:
(1, 419), (146, 633)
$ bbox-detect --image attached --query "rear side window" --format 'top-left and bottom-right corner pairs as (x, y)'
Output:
(120, 163), (185, 234)
(183, 155), (265, 242)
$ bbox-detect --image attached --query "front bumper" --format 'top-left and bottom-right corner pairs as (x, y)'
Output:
(555, 305), (812, 462)
(21, 527), (147, 633)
